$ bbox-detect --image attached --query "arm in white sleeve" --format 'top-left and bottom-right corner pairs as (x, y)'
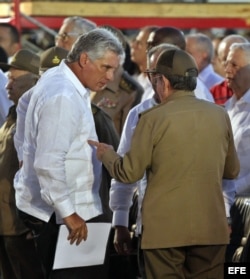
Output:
(222, 179), (236, 217)
(110, 107), (140, 228)
(110, 179), (138, 228)
(110, 99), (156, 228)
(14, 89), (33, 162)
(33, 94), (80, 219)
(235, 173), (250, 196)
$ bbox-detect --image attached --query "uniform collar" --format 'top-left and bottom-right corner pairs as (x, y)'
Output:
(225, 88), (250, 109)
(162, 90), (195, 104)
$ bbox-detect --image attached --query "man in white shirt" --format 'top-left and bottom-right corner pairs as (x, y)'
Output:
(147, 27), (214, 103)
(223, 42), (250, 262)
(185, 33), (224, 90)
(14, 28), (124, 279)
(130, 26), (159, 103)
(224, 42), (250, 196)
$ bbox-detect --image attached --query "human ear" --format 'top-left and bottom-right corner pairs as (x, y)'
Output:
(79, 52), (88, 68)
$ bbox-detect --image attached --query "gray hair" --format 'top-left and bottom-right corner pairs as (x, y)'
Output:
(67, 28), (125, 64)
(229, 42), (250, 62)
(62, 16), (96, 35)
(230, 42), (250, 52)
(220, 34), (248, 46)
(186, 33), (214, 63)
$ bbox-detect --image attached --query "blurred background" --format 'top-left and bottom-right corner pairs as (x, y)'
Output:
(0, 0), (250, 53)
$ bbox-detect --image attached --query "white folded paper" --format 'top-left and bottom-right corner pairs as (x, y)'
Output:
(53, 223), (111, 269)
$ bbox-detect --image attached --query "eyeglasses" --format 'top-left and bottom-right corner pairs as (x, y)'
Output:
(145, 69), (162, 82)
(55, 32), (80, 43)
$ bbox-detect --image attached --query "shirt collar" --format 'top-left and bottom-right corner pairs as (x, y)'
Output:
(225, 88), (250, 109)
(59, 59), (89, 100)
(200, 64), (213, 80)
(241, 89), (250, 103)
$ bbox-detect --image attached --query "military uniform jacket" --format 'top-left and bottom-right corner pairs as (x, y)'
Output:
(91, 66), (143, 135)
(102, 91), (240, 249)
(0, 106), (28, 235)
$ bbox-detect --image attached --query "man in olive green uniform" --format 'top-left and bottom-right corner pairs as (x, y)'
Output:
(0, 49), (44, 279)
(91, 26), (143, 136)
(89, 49), (240, 279)
(91, 65), (143, 135)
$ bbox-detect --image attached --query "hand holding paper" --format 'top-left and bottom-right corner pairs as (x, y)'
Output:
(63, 213), (88, 245)
(53, 223), (111, 269)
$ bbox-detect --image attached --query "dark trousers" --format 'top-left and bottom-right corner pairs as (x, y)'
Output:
(18, 211), (59, 279)
(51, 214), (110, 279)
(137, 235), (146, 279)
(0, 233), (45, 279)
(225, 196), (250, 262)
(143, 244), (226, 279)
(108, 232), (141, 279)
(19, 211), (111, 279)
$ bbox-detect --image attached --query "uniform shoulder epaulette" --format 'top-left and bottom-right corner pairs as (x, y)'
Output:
(119, 70), (144, 94)
(91, 103), (100, 115)
(91, 103), (113, 120)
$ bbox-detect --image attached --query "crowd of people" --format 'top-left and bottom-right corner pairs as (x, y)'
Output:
(0, 18), (249, 279)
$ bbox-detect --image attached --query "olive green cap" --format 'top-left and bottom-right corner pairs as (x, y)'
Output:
(39, 46), (68, 72)
(0, 49), (40, 75)
(156, 49), (198, 77)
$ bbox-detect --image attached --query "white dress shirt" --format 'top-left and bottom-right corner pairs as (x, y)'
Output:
(195, 77), (215, 103)
(224, 90), (250, 196)
(0, 69), (13, 126)
(14, 61), (102, 223)
(199, 64), (224, 90)
(135, 73), (154, 103)
(14, 87), (34, 162)
(110, 97), (157, 235)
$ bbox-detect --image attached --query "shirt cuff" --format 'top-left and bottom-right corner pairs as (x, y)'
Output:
(54, 198), (75, 219)
(112, 210), (130, 228)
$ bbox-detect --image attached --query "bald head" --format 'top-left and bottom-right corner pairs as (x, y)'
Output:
(147, 26), (186, 51)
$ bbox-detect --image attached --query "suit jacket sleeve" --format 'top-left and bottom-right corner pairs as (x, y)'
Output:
(102, 115), (152, 184)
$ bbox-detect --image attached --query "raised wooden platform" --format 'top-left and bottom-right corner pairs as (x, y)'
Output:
(1, 2), (250, 29)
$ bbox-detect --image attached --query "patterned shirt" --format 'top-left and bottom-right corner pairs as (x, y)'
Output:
(210, 80), (233, 105)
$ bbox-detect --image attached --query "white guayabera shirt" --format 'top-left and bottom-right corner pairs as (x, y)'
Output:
(14, 61), (102, 224)
(224, 90), (250, 198)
